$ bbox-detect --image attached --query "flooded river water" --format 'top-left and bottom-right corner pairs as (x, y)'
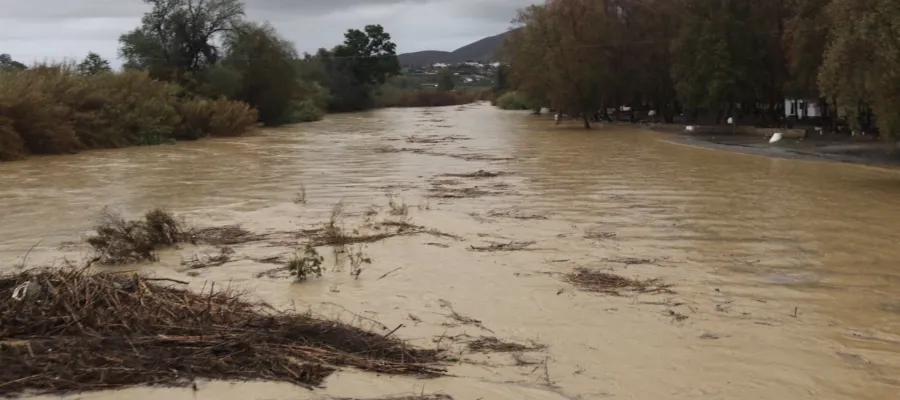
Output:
(2, 103), (900, 399)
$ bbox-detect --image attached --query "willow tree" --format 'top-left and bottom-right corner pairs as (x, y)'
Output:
(819, 0), (900, 141)
(509, 0), (611, 128)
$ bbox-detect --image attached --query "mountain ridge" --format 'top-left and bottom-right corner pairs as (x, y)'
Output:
(398, 30), (516, 66)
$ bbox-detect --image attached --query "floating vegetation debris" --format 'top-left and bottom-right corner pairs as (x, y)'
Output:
(600, 257), (659, 265)
(466, 336), (546, 353)
(485, 208), (547, 220)
(180, 247), (234, 269)
(0, 268), (445, 396)
(468, 241), (537, 252)
(584, 229), (618, 240)
(375, 146), (514, 162)
(86, 208), (261, 264)
(86, 208), (186, 263)
(563, 268), (673, 296)
(403, 134), (469, 144)
(437, 170), (508, 179)
(427, 186), (497, 199)
(438, 299), (492, 332)
(337, 395), (454, 400)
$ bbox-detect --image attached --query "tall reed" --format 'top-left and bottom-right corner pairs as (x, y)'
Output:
(0, 64), (259, 161)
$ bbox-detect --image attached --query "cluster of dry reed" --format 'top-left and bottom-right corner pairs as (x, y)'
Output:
(0, 64), (258, 161)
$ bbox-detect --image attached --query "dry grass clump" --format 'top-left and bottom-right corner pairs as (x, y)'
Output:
(564, 268), (673, 296)
(0, 268), (445, 396)
(0, 64), (257, 161)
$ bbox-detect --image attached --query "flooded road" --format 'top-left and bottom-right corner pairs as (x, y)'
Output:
(2, 103), (900, 399)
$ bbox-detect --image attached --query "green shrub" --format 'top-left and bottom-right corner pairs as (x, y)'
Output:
(495, 91), (529, 110)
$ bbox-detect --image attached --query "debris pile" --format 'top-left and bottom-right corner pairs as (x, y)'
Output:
(0, 268), (445, 396)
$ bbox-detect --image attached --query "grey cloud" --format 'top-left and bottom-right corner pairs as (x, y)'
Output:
(1, 0), (531, 64)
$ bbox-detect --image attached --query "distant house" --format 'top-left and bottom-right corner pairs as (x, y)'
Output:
(784, 99), (824, 118)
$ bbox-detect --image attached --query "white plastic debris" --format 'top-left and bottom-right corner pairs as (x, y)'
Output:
(11, 280), (40, 301)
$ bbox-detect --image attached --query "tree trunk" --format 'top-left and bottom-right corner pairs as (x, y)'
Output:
(582, 114), (591, 129)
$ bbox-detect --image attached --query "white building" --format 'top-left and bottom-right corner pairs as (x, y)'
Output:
(784, 99), (824, 118)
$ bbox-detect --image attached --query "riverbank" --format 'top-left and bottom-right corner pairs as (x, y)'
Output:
(648, 124), (900, 168)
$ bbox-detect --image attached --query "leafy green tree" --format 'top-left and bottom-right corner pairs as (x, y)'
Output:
(76, 52), (112, 75)
(671, 0), (788, 123)
(119, 0), (245, 82)
(312, 25), (401, 112)
(221, 22), (300, 125)
(437, 69), (455, 91)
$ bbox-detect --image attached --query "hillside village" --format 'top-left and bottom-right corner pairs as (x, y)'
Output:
(401, 61), (501, 88)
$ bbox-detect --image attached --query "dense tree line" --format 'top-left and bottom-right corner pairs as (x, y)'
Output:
(117, 0), (401, 124)
(501, 0), (900, 138)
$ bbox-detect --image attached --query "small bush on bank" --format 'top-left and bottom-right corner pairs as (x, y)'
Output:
(285, 99), (326, 123)
(0, 64), (259, 161)
(494, 91), (529, 110)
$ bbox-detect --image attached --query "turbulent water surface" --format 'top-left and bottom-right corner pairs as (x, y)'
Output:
(2, 103), (900, 399)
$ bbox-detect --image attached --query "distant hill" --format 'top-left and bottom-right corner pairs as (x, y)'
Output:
(398, 30), (517, 66)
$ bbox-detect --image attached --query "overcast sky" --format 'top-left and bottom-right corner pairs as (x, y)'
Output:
(0, 0), (533, 66)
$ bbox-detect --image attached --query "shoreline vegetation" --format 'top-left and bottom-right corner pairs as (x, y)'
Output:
(0, 0), (491, 162)
(494, 0), (900, 146)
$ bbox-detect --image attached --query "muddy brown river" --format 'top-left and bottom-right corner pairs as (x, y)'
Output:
(2, 103), (900, 399)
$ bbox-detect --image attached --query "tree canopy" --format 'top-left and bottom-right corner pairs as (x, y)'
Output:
(500, 0), (900, 138)
(77, 52), (112, 76)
